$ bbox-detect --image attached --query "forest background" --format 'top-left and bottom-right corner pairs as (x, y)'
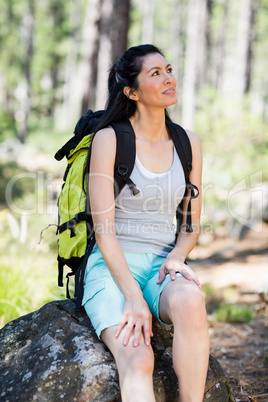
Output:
(0, 0), (267, 330)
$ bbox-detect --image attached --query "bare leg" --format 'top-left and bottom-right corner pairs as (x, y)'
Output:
(159, 278), (210, 402)
(101, 325), (156, 402)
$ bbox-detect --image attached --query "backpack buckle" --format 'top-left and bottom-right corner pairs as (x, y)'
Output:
(187, 162), (192, 172)
(116, 164), (128, 179)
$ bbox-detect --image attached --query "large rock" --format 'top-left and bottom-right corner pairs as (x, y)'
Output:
(0, 300), (234, 401)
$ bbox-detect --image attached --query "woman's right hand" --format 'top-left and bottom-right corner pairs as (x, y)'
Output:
(115, 295), (153, 347)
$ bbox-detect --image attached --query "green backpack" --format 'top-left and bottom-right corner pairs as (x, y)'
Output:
(54, 110), (198, 311)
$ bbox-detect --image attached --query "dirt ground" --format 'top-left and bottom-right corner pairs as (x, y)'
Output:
(190, 224), (268, 402)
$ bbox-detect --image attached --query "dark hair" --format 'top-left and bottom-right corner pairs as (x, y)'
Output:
(95, 44), (171, 131)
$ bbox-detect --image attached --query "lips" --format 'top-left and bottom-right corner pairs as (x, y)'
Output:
(162, 88), (175, 94)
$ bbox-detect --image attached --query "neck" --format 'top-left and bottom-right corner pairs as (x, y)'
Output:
(129, 108), (168, 143)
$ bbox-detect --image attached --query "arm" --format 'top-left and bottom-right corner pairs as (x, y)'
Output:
(157, 130), (202, 286)
(89, 128), (153, 346)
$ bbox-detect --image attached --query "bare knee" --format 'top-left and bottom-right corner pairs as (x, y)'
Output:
(164, 281), (207, 327)
(101, 326), (155, 376)
(121, 345), (155, 376)
(117, 345), (155, 402)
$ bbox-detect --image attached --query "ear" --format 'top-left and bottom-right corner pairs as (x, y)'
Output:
(123, 86), (139, 101)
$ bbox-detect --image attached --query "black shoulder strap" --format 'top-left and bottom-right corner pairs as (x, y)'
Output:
(166, 120), (192, 183)
(166, 121), (199, 234)
(111, 120), (139, 198)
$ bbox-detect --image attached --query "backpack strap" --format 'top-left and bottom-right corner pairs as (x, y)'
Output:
(166, 121), (199, 234)
(166, 121), (192, 181)
(75, 234), (96, 311)
(111, 120), (139, 198)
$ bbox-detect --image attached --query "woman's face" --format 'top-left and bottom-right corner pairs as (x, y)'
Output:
(134, 52), (177, 109)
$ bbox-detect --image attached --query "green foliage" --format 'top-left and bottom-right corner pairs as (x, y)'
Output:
(202, 284), (223, 314)
(203, 284), (256, 323)
(214, 303), (255, 323)
(0, 215), (66, 328)
(26, 116), (70, 154)
(196, 89), (268, 180)
(0, 263), (36, 327)
(0, 0), (85, 140)
(0, 112), (17, 141)
(0, 256), (66, 328)
(128, 2), (142, 46)
(0, 161), (35, 204)
(194, 88), (268, 228)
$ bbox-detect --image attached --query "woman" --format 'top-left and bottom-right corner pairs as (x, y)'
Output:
(82, 44), (209, 401)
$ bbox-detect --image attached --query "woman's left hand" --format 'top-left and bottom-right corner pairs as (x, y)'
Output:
(157, 252), (201, 288)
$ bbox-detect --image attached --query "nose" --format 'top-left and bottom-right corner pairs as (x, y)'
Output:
(163, 72), (176, 86)
(163, 71), (171, 83)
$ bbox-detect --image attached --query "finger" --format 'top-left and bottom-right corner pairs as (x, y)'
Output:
(150, 318), (153, 337)
(133, 319), (142, 347)
(157, 265), (166, 284)
(143, 317), (152, 346)
(150, 320), (154, 337)
(180, 266), (193, 281)
(148, 313), (153, 337)
(195, 279), (201, 288)
(168, 269), (176, 281)
(115, 317), (128, 338)
(181, 266), (201, 287)
(123, 320), (135, 346)
(192, 273), (201, 288)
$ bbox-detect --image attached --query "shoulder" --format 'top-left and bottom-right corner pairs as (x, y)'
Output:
(92, 127), (116, 151)
(91, 127), (117, 165)
(185, 129), (202, 155)
(93, 126), (116, 145)
(169, 121), (201, 148)
(185, 129), (201, 147)
(185, 130), (202, 171)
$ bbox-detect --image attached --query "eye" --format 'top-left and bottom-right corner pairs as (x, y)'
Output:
(167, 67), (173, 73)
(152, 70), (159, 76)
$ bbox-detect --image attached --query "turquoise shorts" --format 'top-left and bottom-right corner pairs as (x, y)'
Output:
(82, 248), (182, 339)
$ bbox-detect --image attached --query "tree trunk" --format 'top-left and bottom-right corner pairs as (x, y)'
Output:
(80, 0), (102, 114)
(203, 0), (213, 87)
(169, 0), (185, 121)
(111, 0), (130, 64)
(60, 0), (83, 128)
(196, 0), (209, 90)
(17, 0), (34, 143)
(141, 0), (155, 44)
(245, 0), (258, 93)
(215, 0), (229, 91)
(181, 0), (201, 129)
(95, 0), (114, 110)
(235, 0), (251, 97)
(49, 56), (61, 116)
(3, 3), (16, 133)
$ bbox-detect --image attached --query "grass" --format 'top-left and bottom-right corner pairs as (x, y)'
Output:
(202, 284), (256, 323)
(0, 210), (68, 328)
(0, 264), (35, 326)
(0, 251), (69, 328)
(214, 303), (255, 323)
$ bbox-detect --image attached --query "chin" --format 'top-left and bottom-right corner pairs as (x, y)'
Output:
(167, 97), (178, 106)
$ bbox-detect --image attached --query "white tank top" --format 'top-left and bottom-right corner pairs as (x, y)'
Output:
(114, 147), (185, 256)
